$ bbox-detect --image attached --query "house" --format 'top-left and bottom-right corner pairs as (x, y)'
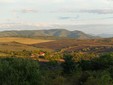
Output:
(38, 52), (46, 58)
(39, 52), (45, 56)
(30, 52), (46, 59)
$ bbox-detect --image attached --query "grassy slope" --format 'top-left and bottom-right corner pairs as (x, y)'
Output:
(0, 37), (54, 44)
(32, 38), (113, 53)
(0, 42), (39, 51)
(1, 37), (113, 53)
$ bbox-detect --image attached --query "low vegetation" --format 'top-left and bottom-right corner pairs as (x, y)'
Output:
(33, 38), (113, 53)
(0, 37), (113, 85)
(1, 53), (113, 85)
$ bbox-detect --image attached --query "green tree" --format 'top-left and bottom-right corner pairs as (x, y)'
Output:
(62, 54), (76, 74)
(84, 71), (113, 85)
(0, 57), (43, 85)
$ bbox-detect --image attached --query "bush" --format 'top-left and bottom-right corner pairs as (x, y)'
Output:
(0, 57), (42, 85)
(62, 54), (76, 74)
(84, 71), (113, 85)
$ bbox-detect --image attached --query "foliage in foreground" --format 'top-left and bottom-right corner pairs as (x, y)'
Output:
(0, 58), (42, 85)
(1, 53), (113, 85)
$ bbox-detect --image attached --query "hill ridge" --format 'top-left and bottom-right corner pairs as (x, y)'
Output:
(0, 29), (98, 39)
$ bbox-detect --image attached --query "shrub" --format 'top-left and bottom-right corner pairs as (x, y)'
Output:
(84, 71), (113, 85)
(0, 57), (42, 85)
(62, 54), (76, 74)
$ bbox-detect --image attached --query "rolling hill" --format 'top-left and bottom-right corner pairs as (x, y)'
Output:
(0, 29), (98, 39)
(0, 37), (53, 44)
(32, 38), (113, 53)
(0, 42), (39, 51)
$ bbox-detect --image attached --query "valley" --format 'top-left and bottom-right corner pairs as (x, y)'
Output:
(1, 0), (113, 84)
(0, 32), (113, 85)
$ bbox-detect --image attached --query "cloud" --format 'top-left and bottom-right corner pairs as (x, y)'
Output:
(79, 9), (113, 14)
(59, 17), (72, 20)
(55, 8), (113, 14)
(52, 0), (65, 3)
(0, 0), (15, 3)
(99, 16), (113, 19)
(13, 9), (38, 13)
(22, 0), (65, 4)
(107, 0), (113, 1)
(59, 15), (79, 20)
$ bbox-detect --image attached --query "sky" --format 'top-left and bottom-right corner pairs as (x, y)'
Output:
(0, 0), (113, 33)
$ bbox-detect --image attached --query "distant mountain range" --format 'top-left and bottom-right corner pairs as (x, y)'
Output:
(0, 29), (99, 39)
(0, 23), (113, 38)
(97, 34), (113, 38)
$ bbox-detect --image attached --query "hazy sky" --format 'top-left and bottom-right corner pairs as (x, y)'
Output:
(0, 0), (113, 33)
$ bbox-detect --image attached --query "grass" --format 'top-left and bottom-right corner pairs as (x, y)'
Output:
(0, 53), (10, 57)
(0, 37), (54, 44)
(32, 38), (113, 53)
(0, 43), (38, 51)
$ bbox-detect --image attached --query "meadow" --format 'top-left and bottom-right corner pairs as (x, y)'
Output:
(0, 37), (54, 44)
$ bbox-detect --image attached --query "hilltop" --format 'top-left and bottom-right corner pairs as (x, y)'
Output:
(0, 29), (98, 39)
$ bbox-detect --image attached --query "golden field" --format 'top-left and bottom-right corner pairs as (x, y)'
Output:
(0, 37), (54, 44)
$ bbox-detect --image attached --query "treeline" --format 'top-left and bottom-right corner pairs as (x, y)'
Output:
(40, 53), (113, 85)
(1, 53), (113, 85)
